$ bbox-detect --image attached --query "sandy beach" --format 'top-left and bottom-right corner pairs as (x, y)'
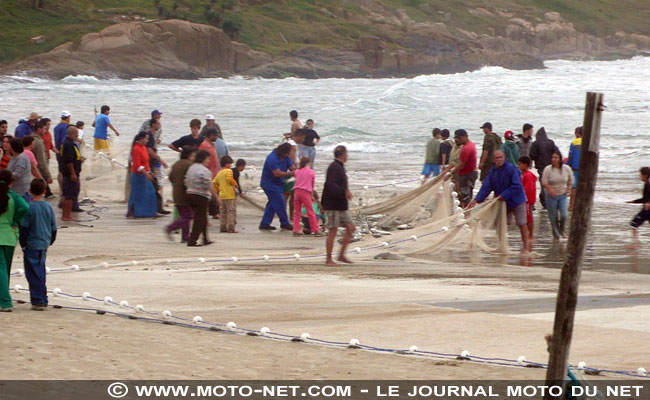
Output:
(3, 149), (650, 381)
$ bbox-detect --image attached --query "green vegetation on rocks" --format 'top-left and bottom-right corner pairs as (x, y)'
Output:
(1, 0), (649, 64)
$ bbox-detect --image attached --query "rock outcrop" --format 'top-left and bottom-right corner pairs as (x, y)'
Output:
(4, 9), (650, 80)
(4, 20), (271, 79)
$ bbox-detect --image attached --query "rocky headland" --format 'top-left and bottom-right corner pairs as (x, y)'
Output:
(4, 8), (650, 80)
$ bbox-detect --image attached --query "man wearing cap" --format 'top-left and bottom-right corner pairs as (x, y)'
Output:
(92, 105), (120, 154)
(517, 123), (534, 157)
(54, 111), (72, 201)
(468, 150), (530, 254)
(478, 122), (502, 182)
(500, 130), (520, 165)
(140, 110), (163, 144)
(567, 126), (582, 211)
(444, 129), (477, 207)
(200, 115), (220, 138)
(15, 112), (39, 138)
(60, 126), (83, 221)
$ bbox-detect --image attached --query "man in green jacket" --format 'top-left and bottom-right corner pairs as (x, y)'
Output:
(421, 128), (441, 185)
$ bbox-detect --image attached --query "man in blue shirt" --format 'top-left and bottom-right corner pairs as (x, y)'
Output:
(92, 105), (120, 155)
(468, 150), (530, 254)
(15, 112), (39, 138)
(259, 143), (295, 230)
(54, 111), (71, 150)
(567, 126), (582, 212)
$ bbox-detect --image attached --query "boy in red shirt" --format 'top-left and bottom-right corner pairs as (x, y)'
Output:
(518, 156), (537, 250)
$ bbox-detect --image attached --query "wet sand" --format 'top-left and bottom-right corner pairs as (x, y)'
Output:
(3, 152), (650, 380)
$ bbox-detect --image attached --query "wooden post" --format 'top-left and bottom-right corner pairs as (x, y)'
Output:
(544, 92), (604, 396)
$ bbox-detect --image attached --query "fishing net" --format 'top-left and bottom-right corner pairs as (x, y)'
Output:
(351, 175), (454, 230)
(78, 142), (268, 211)
(351, 175), (511, 255)
(76, 142), (511, 256)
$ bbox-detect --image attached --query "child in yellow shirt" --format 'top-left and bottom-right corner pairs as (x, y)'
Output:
(213, 155), (238, 233)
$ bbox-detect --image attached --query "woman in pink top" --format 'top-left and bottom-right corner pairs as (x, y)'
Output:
(293, 157), (320, 236)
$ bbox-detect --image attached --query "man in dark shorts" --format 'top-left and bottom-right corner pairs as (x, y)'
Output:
(627, 166), (650, 245)
(168, 119), (204, 152)
(60, 126), (83, 222)
(469, 150), (530, 254)
(322, 145), (355, 266)
(445, 129), (477, 207)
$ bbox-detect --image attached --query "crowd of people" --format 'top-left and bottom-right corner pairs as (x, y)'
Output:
(0, 107), (649, 311)
(420, 122), (650, 253)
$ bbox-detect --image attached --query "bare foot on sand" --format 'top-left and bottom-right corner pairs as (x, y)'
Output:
(62, 217), (77, 222)
(325, 260), (339, 267)
(337, 256), (354, 264)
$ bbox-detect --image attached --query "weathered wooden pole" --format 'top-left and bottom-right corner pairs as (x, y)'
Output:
(544, 92), (604, 396)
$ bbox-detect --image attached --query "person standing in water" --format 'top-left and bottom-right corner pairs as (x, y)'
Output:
(500, 130), (520, 165)
(421, 128), (441, 184)
(299, 119), (320, 167)
(444, 129), (477, 207)
(529, 127), (559, 209)
(469, 150), (530, 254)
(627, 167), (650, 245)
(518, 156), (537, 249)
(283, 110), (302, 140)
(516, 123), (534, 158)
(567, 126), (582, 212)
(478, 122), (502, 182)
(438, 129), (454, 168)
(541, 150), (574, 243)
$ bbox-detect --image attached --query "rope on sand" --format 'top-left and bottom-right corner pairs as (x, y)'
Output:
(9, 287), (649, 379)
(8, 222), (455, 277)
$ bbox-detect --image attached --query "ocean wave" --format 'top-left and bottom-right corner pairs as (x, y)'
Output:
(61, 75), (101, 82)
(1, 74), (50, 83)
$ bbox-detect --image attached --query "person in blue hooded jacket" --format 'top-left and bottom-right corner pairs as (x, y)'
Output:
(14, 112), (39, 138)
(468, 150), (530, 253)
(567, 126), (582, 211)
